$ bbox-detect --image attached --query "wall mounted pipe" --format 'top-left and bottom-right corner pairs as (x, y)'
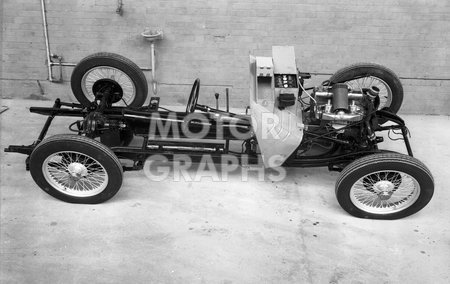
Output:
(41, 0), (153, 83)
(151, 42), (156, 93)
(40, 0), (77, 82)
(40, 0), (53, 81)
(141, 29), (164, 95)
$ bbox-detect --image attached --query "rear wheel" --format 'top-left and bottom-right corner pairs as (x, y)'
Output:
(29, 134), (123, 204)
(71, 52), (148, 107)
(329, 63), (403, 114)
(335, 153), (434, 219)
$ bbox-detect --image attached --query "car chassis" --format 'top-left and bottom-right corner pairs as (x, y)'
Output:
(5, 46), (434, 219)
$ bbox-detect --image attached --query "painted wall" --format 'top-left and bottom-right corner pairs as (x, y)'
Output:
(1, 0), (449, 114)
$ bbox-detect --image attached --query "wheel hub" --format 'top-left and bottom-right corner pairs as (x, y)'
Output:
(374, 180), (395, 200)
(80, 65), (138, 107)
(92, 79), (124, 103)
(68, 162), (88, 180)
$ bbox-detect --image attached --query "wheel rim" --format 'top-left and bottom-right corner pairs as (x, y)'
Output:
(42, 151), (109, 197)
(349, 170), (420, 214)
(81, 66), (136, 106)
(344, 76), (392, 109)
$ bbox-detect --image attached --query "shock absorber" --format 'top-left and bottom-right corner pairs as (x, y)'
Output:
(363, 86), (379, 141)
(365, 120), (376, 141)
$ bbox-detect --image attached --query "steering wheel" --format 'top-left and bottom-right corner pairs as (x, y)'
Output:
(186, 78), (200, 113)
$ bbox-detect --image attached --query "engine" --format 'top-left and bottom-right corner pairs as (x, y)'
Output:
(310, 83), (379, 125)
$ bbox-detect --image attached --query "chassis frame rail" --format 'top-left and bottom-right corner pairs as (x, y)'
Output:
(4, 99), (414, 172)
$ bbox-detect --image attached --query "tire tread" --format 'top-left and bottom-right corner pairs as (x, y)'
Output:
(335, 152), (434, 219)
(329, 62), (401, 84)
(336, 153), (433, 193)
(328, 62), (404, 114)
(30, 134), (123, 204)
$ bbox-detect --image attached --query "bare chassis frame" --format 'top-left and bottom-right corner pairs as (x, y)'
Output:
(5, 98), (413, 172)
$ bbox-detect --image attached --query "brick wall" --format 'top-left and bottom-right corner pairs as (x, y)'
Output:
(1, 0), (449, 114)
(0, 0), (3, 85)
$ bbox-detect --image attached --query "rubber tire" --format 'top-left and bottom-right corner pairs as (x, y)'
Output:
(71, 52), (148, 107)
(29, 134), (123, 204)
(329, 63), (404, 114)
(335, 153), (434, 220)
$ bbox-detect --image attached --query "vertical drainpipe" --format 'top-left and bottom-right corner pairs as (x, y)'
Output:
(40, 0), (54, 82)
(141, 29), (163, 95)
(40, 0), (152, 82)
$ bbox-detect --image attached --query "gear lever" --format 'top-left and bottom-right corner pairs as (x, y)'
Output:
(215, 93), (220, 110)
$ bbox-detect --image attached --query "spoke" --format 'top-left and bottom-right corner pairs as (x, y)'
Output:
(356, 79), (363, 90)
(84, 160), (98, 169)
(44, 151), (108, 196)
(375, 172), (382, 182)
(82, 66), (136, 105)
(85, 179), (97, 189)
(361, 76), (367, 87)
(350, 170), (420, 214)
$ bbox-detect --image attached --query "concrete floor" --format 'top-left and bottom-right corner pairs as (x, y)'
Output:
(1, 99), (449, 283)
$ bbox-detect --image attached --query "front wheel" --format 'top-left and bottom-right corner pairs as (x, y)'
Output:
(29, 134), (123, 204)
(335, 153), (434, 220)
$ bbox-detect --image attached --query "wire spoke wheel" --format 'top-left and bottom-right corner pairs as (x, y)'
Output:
(43, 151), (109, 197)
(336, 153), (434, 219)
(329, 63), (403, 115)
(71, 52), (148, 108)
(81, 66), (136, 106)
(30, 134), (123, 204)
(350, 170), (420, 214)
